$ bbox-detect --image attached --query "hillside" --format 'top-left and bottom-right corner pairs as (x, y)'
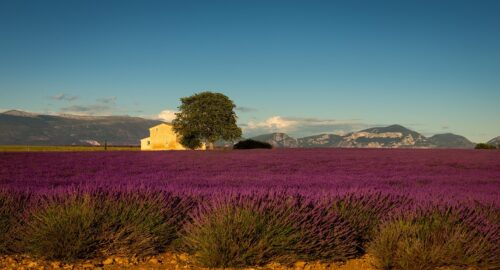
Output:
(297, 134), (344, 148)
(427, 133), (475, 148)
(337, 124), (429, 148)
(0, 110), (163, 146)
(487, 136), (500, 146)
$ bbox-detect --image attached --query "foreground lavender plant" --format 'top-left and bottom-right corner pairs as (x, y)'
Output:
(0, 190), (29, 254)
(18, 190), (194, 261)
(369, 207), (500, 269)
(181, 194), (300, 267)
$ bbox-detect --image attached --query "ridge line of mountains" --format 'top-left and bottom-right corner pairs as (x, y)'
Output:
(1, 110), (498, 148)
(251, 126), (479, 149)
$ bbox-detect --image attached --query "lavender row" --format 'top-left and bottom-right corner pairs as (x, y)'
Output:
(0, 188), (498, 267)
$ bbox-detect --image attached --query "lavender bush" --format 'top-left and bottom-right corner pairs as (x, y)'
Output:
(181, 194), (299, 267)
(97, 191), (192, 257)
(369, 207), (499, 269)
(293, 198), (359, 261)
(19, 190), (194, 261)
(181, 193), (363, 267)
(21, 194), (102, 260)
(0, 190), (29, 254)
(331, 193), (410, 253)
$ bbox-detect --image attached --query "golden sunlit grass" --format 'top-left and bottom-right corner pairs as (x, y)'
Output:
(0, 145), (140, 152)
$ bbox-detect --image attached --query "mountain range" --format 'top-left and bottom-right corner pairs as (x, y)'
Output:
(0, 110), (162, 145)
(252, 125), (478, 149)
(0, 110), (495, 148)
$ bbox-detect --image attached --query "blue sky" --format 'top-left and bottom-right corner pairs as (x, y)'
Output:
(0, 0), (499, 142)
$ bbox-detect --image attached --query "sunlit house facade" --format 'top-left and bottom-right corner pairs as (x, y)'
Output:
(140, 123), (205, 150)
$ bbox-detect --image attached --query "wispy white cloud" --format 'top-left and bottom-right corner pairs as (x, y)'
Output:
(96, 96), (117, 104)
(50, 93), (78, 101)
(235, 106), (258, 113)
(58, 96), (120, 116)
(157, 109), (178, 122)
(247, 116), (298, 130)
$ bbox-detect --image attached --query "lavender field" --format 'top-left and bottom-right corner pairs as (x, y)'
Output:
(1, 149), (499, 269)
(2, 149), (499, 204)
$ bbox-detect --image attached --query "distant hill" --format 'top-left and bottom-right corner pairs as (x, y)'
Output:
(427, 133), (475, 149)
(251, 124), (476, 149)
(0, 110), (163, 146)
(297, 134), (344, 148)
(338, 124), (429, 148)
(487, 136), (500, 146)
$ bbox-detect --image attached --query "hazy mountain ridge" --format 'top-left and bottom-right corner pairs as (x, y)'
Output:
(252, 124), (478, 149)
(487, 136), (500, 146)
(0, 110), (163, 145)
(297, 134), (344, 148)
(427, 133), (476, 148)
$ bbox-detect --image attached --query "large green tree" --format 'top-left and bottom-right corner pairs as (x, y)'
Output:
(172, 92), (242, 149)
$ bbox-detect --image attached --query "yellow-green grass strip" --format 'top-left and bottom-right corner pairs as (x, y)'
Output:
(0, 145), (140, 152)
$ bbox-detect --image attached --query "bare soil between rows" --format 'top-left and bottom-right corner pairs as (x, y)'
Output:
(0, 253), (376, 270)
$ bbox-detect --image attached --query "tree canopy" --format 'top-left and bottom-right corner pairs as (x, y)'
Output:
(172, 92), (242, 149)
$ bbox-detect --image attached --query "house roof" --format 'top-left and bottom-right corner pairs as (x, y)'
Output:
(149, 123), (171, 130)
